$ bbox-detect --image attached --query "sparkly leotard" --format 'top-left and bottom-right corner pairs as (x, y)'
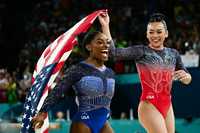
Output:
(110, 43), (187, 118)
(40, 61), (115, 133)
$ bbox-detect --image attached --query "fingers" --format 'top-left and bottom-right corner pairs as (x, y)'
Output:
(99, 9), (108, 17)
(32, 118), (44, 129)
(36, 121), (44, 129)
(173, 70), (189, 81)
(179, 74), (189, 81)
(31, 112), (46, 129)
(32, 121), (44, 129)
(99, 13), (108, 18)
(100, 9), (108, 14)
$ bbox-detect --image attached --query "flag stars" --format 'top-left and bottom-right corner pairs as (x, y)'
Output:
(34, 97), (37, 102)
(20, 11), (100, 132)
(27, 97), (31, 102)
(33, 94), (36, 99)
(21, 123), (24, 128)
(26, 125), (30, 129)
(38, 86), (42, 91)
(36, 83), (40, 88)
(28, 116), (32, 121)
(23, 114), (27, 119)
(31, 108), (35, 114)
(25, 105), (30, 111)
(40, 73), (44, 78)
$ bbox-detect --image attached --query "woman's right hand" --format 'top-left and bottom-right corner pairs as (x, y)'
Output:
(98, 10), (110, 27)
(31, 112), (47, 129)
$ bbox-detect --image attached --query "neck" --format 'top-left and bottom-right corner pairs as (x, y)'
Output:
(149, 44), (164, 51)
(85, 57), (104, 68)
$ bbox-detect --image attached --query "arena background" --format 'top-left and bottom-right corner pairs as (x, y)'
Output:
(0, 0), (200, 132)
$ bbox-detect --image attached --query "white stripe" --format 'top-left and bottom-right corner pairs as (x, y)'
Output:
(59, 50), (72, 62)
(46, 35), (70, 66)
(33, 12), (100, 133)
(37, 89), (48, 111)
(33, 70), (37, 79)
(47, 72), (59, 87)
(47, 50), (72, 88)
(36, 50), (73, 113)
(36, 55), (45, 75)
(46, 17), (87, 66)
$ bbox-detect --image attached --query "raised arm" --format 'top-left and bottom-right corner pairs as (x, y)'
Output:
(98, 10), (144, 61)
(98, 10), (112, 41)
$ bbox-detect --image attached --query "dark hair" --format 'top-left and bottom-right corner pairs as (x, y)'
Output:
(81, 31), (102, 55)
(148, 13), (167, 30)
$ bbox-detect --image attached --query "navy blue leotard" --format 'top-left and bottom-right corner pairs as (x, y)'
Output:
(40, 61), (115, 133)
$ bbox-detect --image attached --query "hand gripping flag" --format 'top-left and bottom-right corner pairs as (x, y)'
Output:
(21, 9), (105, 133)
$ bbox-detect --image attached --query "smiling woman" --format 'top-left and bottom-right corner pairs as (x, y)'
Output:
(109, 13), (192, 133)
(82, 31), (110, 67)
(31, 11), (115, 133)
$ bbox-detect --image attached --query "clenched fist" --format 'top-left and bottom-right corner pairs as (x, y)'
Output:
(31, 112), (47, 129)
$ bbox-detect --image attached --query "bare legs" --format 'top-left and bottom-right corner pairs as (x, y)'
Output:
(138, 101), (175, 133)
(70, 122), (91, 133)
(100, 121), (114, 133)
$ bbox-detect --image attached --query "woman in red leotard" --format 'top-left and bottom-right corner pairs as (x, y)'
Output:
(108, 12), (192, 133)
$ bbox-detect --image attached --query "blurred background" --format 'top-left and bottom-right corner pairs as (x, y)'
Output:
(0, 0), (200, 133)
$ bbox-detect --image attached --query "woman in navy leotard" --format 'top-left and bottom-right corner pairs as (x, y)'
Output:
(31, 12), (115, 133)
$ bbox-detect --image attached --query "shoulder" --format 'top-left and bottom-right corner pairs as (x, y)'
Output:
(106, 67), (115, 74)
(64, 62), (85, 74)
(131, 44), (146, 49)
(165, 47), (180, 56)
(105, 67), (115, 78)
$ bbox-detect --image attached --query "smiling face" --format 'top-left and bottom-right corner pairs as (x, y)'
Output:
(86, 33), (110, 63)
(146, 22), (168, 50)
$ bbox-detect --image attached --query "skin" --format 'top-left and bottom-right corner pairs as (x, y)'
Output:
(32, 12), (114, 133)
(85, 33), (110, 68)
(138, 21), (192, 133)
(99, 12), (192, 133)
(98, 12), (192, 133)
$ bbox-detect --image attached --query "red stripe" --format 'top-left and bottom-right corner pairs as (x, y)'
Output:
(52, 61), (65, 75)
(43, 45), (51, 58)
(33, 10), (103, 133)
(43, 128), (48, 133)
(42, 86), (50, 96)
(49, 36), (75, 65)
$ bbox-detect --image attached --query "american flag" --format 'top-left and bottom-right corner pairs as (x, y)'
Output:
(21, 9), (105, 133)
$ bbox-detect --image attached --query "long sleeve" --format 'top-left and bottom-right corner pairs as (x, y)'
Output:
(40, 65), (81, 112)
(175, 50), (188, 72)
(109, 40), (145, 61)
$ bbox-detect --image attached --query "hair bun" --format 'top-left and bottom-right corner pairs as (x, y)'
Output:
(149, 13), (166, 21)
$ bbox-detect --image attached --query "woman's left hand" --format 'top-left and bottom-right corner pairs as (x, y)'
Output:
(98, 10), (110, 27)
(173, 70), (192, 84)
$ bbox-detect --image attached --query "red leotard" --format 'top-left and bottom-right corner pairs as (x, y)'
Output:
(110, 44), (187, 118)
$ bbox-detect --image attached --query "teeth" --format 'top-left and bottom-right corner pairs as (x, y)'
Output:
(152, 38), (160, 42)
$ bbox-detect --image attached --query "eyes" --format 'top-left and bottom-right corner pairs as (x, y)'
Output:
(149, 30), (163, 34)
(95, 39), (110, 45)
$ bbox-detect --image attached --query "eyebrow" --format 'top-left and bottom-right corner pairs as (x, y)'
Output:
(149, 29), (163, 31)
(95, 38), (109, 42)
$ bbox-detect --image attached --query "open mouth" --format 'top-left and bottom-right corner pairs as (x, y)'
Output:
(100, 50), (109, 57)
(152, 38), (161, 43)
(101, 50), (108, 54)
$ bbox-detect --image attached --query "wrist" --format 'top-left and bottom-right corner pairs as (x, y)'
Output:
(38, 112), (47, 119)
